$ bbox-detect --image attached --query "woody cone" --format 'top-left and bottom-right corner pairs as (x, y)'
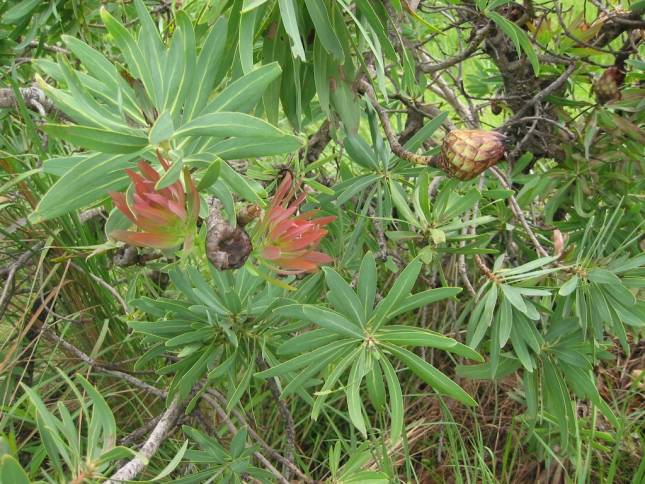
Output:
(437, 129), (506, 180)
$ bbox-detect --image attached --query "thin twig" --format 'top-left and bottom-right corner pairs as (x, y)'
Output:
(420, 23), (492, 72)
(106, 395), (182, 484)
(0, 242), (45, 319)
(501, 63), (577, 126)
(70, 262), (129, 312)
(489, 167), (549, 258)
(205, 389), (310, 482)
(356, 79), (437, 166)
(41, 327), (166, 398)
(201, 393), (293, 484)
(256, 357), (297, 479)
(39, 328), (299, 483)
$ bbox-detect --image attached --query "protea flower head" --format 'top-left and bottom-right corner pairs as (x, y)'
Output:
(437, 129), (506, 180)
(593, 67), (624, 104)
(253, 172), (335, 275)
(108, 154), (199, 250)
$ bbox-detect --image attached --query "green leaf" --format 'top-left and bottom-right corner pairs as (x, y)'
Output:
(346, 352), (368, 437)
(403, 112), (448, 152)
(175, 112), (295, 140)
(203, 63), (282, 114)
(304, 0), (343, 60)
(312, 347), (362, 420)
(281, 346), (352, 397)
(149, 441), (189, 481)
(376, 326), (483, 362)
(500, 284), (527, 314)
(61, 35), (142, 121)
(588, 268), (622, 285)
(209, 134), (303, 159)
(242, 0), (271, 12)
(197, 158), (222, 191)
(388, 287), (462, 319)
(0, 456), (30, 484)
(31, 153), (136, 223)
(389, 179), (417, 225)
(355, 0), (397, 60)
(227, 361), (255, 411)
(498, 297), (513, 348)
(183, 17), (228, 121)
(370, 258), (422, 329)
(278, 0), (306, 60)
(219, 161), (265, 206)
(344, 134), (379, 170)
(379, 356), (404, 445)
(278, 329), (336, 355)
(510, 323), (534, 372)
(155, 157), (183, 191)
(559, 275), (579, 296)
(301, 305), (365, 339)
(487, 12), (539, 75)
(100, 7), (159, 107)
(3, 0), (40, 23)
(324, 267), (365, 326)
(385, 344), (477, 406)
(149, 112), (175, 146)
(366, 363), (386, 411)
(357, 252), (378, 317)
(43, 125), (148, 154)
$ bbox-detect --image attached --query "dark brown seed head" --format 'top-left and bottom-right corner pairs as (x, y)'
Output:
(594, 67), (625, 104)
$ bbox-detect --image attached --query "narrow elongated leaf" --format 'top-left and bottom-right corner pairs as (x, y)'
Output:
(304, 0), (343, 59)
(100, 8), (158, 107)
(500, 284), (527, 314)
(183, 17), (228, 121)
(385, 344), (477, 406)
(346, 352), (367, 436)
(31, 153), (136, 223)
(209, 133), (303, 159)
(175, 112), (295, 140)
(388, 287), (462, 318)
(357, 252), (378, 316)
(149, 111), (174, 144)
(300, 305), (365, 339)
(380, 356), (404, 445)
(219, 161), (265, 205)
(278, 0), (306, 60)
(370, 259), (422, 328)
(0, 456), (30, 484)
(376, 326), (483, 362)
(203, 63), (282, 114)
(43, 124), (147, 154)
(324, 267), (365, 326)
(487, 12), (539, 75)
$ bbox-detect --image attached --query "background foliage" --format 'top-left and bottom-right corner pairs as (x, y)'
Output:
(0, 0), (643, 482)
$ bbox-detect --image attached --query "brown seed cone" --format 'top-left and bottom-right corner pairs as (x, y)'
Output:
(205, 197), (252, 270)
(436, 129), (506, 181)
(594, 67), (625, 104)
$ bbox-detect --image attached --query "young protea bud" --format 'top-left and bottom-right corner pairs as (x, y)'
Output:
(108, 156), (199, 250)
(252, 173), (335, 275)
(436, 129), (506, 181)
(593, 67), (625, 104)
